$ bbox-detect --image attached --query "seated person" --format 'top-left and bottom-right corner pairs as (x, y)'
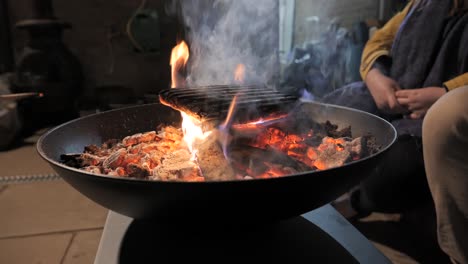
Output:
(322, 0), (468, 218)
(423, 85), (468, 264)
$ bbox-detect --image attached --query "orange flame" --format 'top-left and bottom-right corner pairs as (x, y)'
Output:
(234, 64), (245, 83)
(231, 114), (288, 130)
(169, 41), (211, 158)
(181, 111), (211, 157)
(222, 95), (239, 129)
(170, 41), (190, 88)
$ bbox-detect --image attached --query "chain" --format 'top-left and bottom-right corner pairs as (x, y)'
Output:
(0, 173), (62, 185)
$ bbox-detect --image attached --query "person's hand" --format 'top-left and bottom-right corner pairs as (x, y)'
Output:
(395, 87), (446, 119)
(365, 68), (406, 114)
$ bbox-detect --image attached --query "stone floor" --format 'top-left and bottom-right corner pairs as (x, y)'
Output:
(0, 134), (108, 264)
(0, 181), (107, 264)
(0, 132), (452, 264)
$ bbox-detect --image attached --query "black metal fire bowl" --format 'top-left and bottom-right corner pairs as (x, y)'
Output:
(37, 102), (396, 225)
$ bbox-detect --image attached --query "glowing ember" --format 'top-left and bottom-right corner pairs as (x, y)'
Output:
(62, 118), (379, 181)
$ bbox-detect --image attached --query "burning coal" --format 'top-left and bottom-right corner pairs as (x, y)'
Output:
(61, 112), (380, 182)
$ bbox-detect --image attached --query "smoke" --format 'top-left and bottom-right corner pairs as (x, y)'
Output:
(171, 0), (279, 87)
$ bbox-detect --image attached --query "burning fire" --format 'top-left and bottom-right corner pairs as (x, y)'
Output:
(162, 41), (368, 180)
(234, 64), (246, 83)
(170, 41), (211, 157)
(231, 114), (289, 131)
(63, 42), (376, 182)
(170, 41), (190, 88)
(180, 111), (211, 156)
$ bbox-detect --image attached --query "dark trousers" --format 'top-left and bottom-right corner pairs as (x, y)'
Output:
(321, 82), (432, 214)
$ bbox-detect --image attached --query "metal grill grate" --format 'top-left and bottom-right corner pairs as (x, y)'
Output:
(159, 85), (299, 121)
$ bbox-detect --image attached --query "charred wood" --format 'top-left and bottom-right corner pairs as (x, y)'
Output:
(195, 134), (236, 181)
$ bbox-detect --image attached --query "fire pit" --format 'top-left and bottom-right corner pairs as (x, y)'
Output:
(37, 100), (396, 224)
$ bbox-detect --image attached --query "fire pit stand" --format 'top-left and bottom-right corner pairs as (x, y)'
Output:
(94, 205), (391, 264)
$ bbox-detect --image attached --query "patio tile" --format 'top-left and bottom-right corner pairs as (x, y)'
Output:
(0, 233), (72, 264)
(0, 180), (107, 238)
(0, 144), (55, 177)
(63, 229), (103, 264)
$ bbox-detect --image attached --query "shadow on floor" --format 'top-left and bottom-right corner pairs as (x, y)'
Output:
(350, 205), (451, 264)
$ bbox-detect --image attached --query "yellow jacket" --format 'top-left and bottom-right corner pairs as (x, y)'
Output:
(360, 0), (468, 91)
